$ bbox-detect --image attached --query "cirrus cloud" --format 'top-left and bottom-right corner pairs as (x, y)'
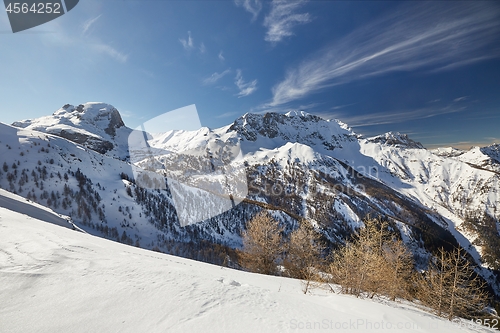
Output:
(234, 0), (263, 21)
(269, 3), (500, 106)
(264, 0), (311, 43)
(203, 69), (231, 85)
(235, 69), (258, 97)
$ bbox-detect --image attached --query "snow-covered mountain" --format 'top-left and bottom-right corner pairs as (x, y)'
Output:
(2, 103), (499, 290)
(482, 144), (500, 164)
(2, 195), (496, 333)
(12, 103), (132, 160)
(431, 145), (500, 173)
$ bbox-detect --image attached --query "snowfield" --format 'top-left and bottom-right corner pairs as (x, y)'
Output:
(0, 193), (496, 333)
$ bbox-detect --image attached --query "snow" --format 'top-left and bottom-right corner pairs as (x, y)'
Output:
(367, 132), (424, 149)
(431, 147), (465, 158)
(5, 106), (500, 239)
(0, 121), (166, 247)
(333, 198), (363, 229)
(0, 188), (75, 230)
(118, 109), (498, 245)
(482, 144), (500, 164)
(11, 102), (132, 160)
(0, 202), (495, 333)
(248, 142), (320, 165)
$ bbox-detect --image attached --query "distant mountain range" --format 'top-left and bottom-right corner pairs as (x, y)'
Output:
(1, 102), (499, 293)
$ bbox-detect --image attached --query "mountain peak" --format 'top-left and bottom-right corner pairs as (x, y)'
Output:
(284, 110), (311, 118)
(14, 102), (125, 137)
(53, 102), (125, 136)
(226, 111), (356, 151)
(367, 132), (424, 149)
(431, 146), (465, 157)
(12, 102), (129, 157)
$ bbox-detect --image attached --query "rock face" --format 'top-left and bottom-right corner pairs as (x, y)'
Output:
(12, 102), (130, 159)
(57, 130), (115, 155)
(228, 111), (357, 150)
(105, 108), (125, 137)
(482, 144), (500, 164)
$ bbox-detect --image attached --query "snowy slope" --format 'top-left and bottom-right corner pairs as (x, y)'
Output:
(456, 146), (500, 174)
(0, 207), (496, 333)
(0, 120), (260, 250)
(431, 147), (466, 158)
(0, 187), (77, 230)
(0, 121), (177, 247)
(367, 132), (425, 149)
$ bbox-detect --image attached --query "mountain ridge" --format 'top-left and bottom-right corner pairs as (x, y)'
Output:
(3, 102), (499, 293)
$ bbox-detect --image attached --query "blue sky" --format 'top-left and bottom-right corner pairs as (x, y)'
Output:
(0, 0), (499, 149)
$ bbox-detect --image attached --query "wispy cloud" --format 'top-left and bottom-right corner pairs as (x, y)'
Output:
(179, 31), (194, 51)
(203, 69), (231, 85)
(269, 3), (500, 106)
(119, 110), (134, 118)
(427, 55), (496, 74)
(454, 96), (468, 102)
(180, 31), (206, 54)
(297, 102), (322, 110)
(324, 104), (466, 128)
(219, 51), (225, 62)
(264, 0), (311, 43)
(17, 16), (127, 64)
(331, 103), (356, 110)
(82, 14), (101, 35)
(92, 43), (128, 63)
(216, 111), (240, 119)
(199, 42), (206, 54)
(234, 0), (262, 21)
(235, 69), (258, 97)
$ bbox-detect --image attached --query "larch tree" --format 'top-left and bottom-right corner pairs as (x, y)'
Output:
(283, 220), (325, 293)
(328, 218), (415, 300)
(382, 239), (414, 301)
(240, 211), (284, 275)
(418, 247), (489, 320)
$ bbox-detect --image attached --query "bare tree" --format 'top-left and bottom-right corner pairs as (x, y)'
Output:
(418, 247), (489, 320)
(383, 239), (414, 301)
(283, 221), (325, 293)
(329, 219), (386, 297)
(328, 218), (414, 300)
(239, 211), (284, 275)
